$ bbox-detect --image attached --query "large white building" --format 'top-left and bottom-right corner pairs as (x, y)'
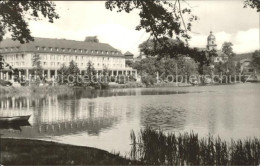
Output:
(0, 37), (136, 80)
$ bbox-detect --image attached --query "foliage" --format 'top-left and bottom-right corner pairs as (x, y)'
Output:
(133, 56), (198, 83)
(84, 36), (99, 43)
(31, 54), (43, 77)
(130, 127), (260, 165)
(0, 1), (59, 43)
(58, 61), (81, 86)
(244, 0), (260, 12)
(125, 60), (134, 67)
(222, 42), (235, 59)
(105, 0), (198, 43)
(252, 50), (260, 71)
(138, 37), (210, 73)
(0, 79), (12, 86)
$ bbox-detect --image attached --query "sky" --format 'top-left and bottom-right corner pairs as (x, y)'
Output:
(26, 0), (259, 56)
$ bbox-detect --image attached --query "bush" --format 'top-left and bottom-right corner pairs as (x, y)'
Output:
(141, 75), (156, 87)
(0, 80), (12, 86)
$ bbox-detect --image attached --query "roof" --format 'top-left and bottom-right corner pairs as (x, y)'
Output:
(124, 51), (134, 56)
(240, 58), (252, 64)
(0, 37), (123, 57)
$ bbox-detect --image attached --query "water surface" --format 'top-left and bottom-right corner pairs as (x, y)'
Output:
(0, 83), (260, 154)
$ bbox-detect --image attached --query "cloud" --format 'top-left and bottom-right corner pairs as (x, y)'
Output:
(233, 28), (259, 53)
(25, 1), (259, 56)
(189, 28), (259, 54)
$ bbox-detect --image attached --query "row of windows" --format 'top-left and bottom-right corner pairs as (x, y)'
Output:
(2, 54), (25, 61)
(44, 62), (124, 68)
(36, 46), (120, 55)
(40, 55), (124, 62)
(0, 47), (121, 56)
(9, 62), (25, 66)
(0, 47), (19, 52)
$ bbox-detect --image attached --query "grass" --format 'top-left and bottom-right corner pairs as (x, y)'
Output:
(130, 127), (260, 165)
(0, 138), (142, 165)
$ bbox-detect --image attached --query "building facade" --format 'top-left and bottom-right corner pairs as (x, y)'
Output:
(0, 38), (136, 80)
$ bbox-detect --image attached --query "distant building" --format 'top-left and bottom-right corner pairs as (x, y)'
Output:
(206, 31), (228, 63)
(0, 37), (136, 80)
(124, 51), (134, 61)
(240, 58), (255, 74)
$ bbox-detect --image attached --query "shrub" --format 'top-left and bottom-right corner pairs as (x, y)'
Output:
(0, 80), (12, 86)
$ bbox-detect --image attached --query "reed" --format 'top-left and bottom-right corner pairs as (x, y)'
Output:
(130, 127), (260, 165)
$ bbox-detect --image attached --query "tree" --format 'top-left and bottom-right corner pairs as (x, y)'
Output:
(105, 0), (197, 43)
(222, 42), (235, 59)
(138, 37), (209, 73)
(86, 61), (97, 77)
(252, 50), (260, 71)
(0, 1), (59, 43)
(244, 0), (260, 12)
(126, 60), (134, 67)
(84, 36), (99, 43)
(32, 54), (43, 77)
(106, 0), (259, 63)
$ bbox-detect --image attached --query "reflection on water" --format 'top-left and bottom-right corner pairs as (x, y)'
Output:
(0, 84), (260, 154)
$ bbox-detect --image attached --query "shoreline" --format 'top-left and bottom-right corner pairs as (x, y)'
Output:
(0, 81), (257, 96)
(0, 137), (141, 165)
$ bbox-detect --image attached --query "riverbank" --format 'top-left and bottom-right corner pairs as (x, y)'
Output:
(1, 81), (253, 96)
(0, 138), (141, 165)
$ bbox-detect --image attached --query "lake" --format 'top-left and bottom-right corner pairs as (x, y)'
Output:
(0, 83), (260, 155)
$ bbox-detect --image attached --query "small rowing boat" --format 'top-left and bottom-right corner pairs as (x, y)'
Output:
(0, 115), (31, 123)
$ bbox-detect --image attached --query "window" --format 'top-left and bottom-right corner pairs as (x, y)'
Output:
(62, 48), (65, 52)
(21, 54), (24, 59)
(56, 48), (59, 51)
(43, 47), (46, 51)
(36, 47), (40, 51)
(68, 48), (71, 52)
(0, 49), (2, 52)
(96, 50), (99, 54)
(91, 50), (94, 53)
(50, 47), (53, 51)
(10, 47), (13, 51)
(85, 50), (88, 53)
(80, 49), (83, 53)
(74, 49), (77, 53)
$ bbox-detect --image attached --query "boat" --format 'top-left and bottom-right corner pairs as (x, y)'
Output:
(0, 115), (31, 123)
(0, 121), (31, 131)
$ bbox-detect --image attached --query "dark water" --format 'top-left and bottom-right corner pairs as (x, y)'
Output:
(0, 83), (260, 154)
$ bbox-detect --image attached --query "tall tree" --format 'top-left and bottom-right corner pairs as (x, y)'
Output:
(0, 1), (59, 43)
(252, 50), (260, 71)
(222, 42), (235, 59)
(32, 54), (43, 76)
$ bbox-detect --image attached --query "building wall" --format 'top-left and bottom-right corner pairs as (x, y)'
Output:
(2, 52), (126, 70)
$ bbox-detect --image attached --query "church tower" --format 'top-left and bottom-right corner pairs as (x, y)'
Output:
(207, 31), (217, 51)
